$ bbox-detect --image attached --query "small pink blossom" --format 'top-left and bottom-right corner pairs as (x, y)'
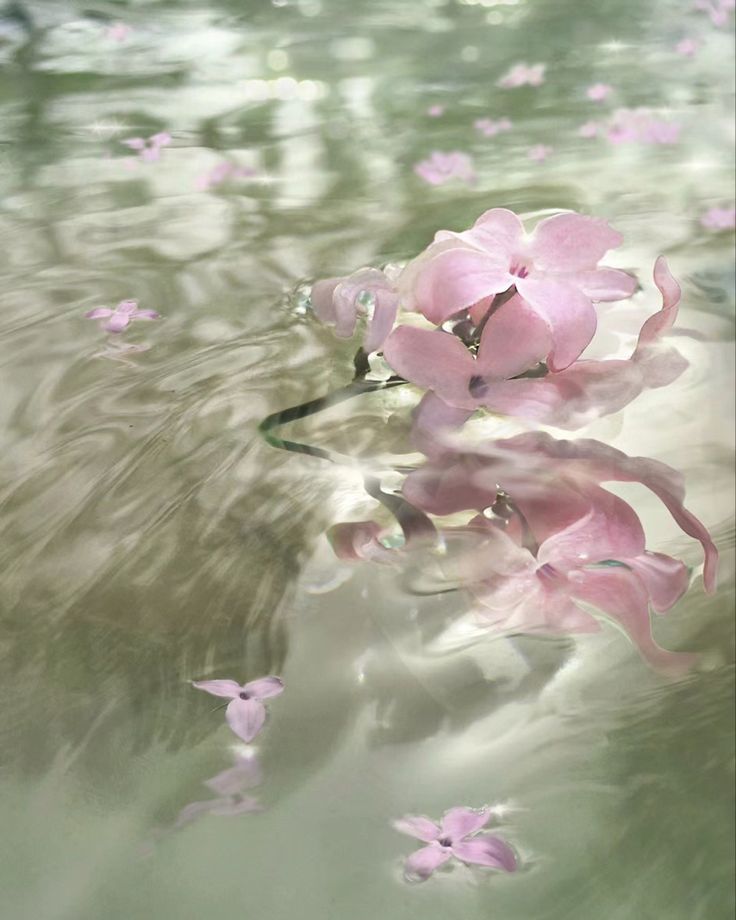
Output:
(675, 37), (700, 56)
(528, 144), (553, 162)
(578, 121), (600, 138)
(394, 807), (517, 882)
(195, 162), (257, 191)
(310, 267), (399, 353)
(427, 104), (445, 117)
(586, 83), (613, 102)
(414, 151), (476, 187)
(606, 109), (681, 146)
(474, 117), (513, 137)
(700, 205), (736, 230)
(191, 676), (284, 743)
(106, 22), (132, 42)
(497, 62), (546, 88)
(85, 299), (159, 333)
(694, 0), (734, 26)
(121, 132), (171, 162)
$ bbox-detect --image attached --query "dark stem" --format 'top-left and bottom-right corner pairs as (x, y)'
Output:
(473, 285), (517, 342)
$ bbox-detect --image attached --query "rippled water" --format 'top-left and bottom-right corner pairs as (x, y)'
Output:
(0, 1), (734, 918)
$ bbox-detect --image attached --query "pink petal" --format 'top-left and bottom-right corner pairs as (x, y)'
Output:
(515, 277), (598, 371)
(117, 300), (139, 314)
(310, 278), (341, 326)
(226, 697), (266, 743)
(626, 552), (689, 613)
(634, 256), (680, 349)
(570, 568), (698, 674)
(411, 247), (512, 324)
(121, 137), (145, 150)
(364, 289), (399, 353)
(392, 815), (441, 843)
(382, 326), (477, 408)
(242, 676), (284, 699)
(410, 392), (475, 458)
(529, 213), (624, 273)
(191, 679), (241, 699)
(403, 458), (498, 516)
(85, 307), (114, 319)
(440, 807), (490, 840)
(436, 207), (524, 254)
(150, 132), (172, 147)
(475, 293), (552, 378)
(103, 313), (132, 333)
(141, 147), (161, 163)
(403, 844), (452, 881)
(574, 268), (637, 302)
(451, 834), (517, 871)
(132, 309), (160, 320)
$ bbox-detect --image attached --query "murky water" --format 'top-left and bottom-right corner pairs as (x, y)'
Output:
(0, 1), (733, 918)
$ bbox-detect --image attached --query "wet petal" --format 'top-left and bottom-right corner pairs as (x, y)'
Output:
(242, 676), (284, 699)
(476, 293), (552, 378)
(574, 268), (637, 302)
(310, 278), (341, 326)
(392, 815), (441, 843)
(103, 313), (132, 333)
(451, 834), (517, 871)
(85, 307), (114, 319)
(436, 207), (524, 254)
(530, 213), (624, 273)
(191, 679), (241, 699)
(403, 844), (452, 881)
(440, 807), (490, 840)
(382, 326), (477, 408)
(516, 277), (597, 371)
(132, 309), (160, 320)
(626, 552), (689, 613)
(226, 697), (267, 743)
(364, 289), (399, 353)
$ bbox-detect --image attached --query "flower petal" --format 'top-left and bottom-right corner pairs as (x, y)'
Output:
(529, 213), (624, 272)
(409, 247), (512, 325)
(516, 277), (597, 371)
(103, 313), (132, 333)
(382, 326), (477, 408)
(403, 844), (452, 881)
(364, 289), (399, 353)
(226, 697), (266, 743)
(451, 834), (517, 871)
(85, 307), (114, 319)
(310, 278), (341, 326)
(121, 137), (145, 150)
(132, 309), (160, 320)
(191, 679), (241, 699)
(626, 552), (689, 613)
(476, 293), (552, 378)
(436, 207), (524, 254)
(242, 676), (284, 699)
(392, 815), (441, 843)
(440, 807), (490, 840)
(574, 268), (637, 302)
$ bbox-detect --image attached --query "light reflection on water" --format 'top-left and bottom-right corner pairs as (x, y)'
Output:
(0, 0), (733, 918)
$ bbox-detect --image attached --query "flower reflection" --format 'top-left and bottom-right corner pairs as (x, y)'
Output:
(394, 806), (517, 882)
(174, 748), (264, 830)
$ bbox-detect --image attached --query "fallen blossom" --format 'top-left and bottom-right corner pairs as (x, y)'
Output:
(106, 22), (132, 42)
(675, 37), (700, 55)
(121, 132), (171, 162)
(700, 205), (736, 230)
(427, 105), (445, 117)
(474, 117), (512, 137)
(414, 151), (476, 186)
(497, 63), (546, 88)
(586, 83), (613, 102)
(191, 676), (284, 743)
(394, 807), (517, 882)
(195, 162), (257, 191)
(85, 299), (159, 333)
(528, 144), (553, 162)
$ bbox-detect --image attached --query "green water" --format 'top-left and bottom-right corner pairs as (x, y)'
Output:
(0, 1), (733, 918)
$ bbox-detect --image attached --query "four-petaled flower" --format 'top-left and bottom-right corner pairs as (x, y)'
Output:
(701, 205), (736, 230)
(414, 151), (476, 187)
(394, 807), (517, 882)
(586, 83), (613, 102)
(497, 63), (546, 88)
(191, 676), (284, 743)
(122, 132), (172, 162)
(85, 299), (160, 333)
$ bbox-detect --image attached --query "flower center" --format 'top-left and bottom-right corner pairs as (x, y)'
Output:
(438, 836), (453, 848)
(468, 374), (489, 397)
(509, 262), (530, 279)
(536, 562), (559, 582)
(238, 691), (251, 700)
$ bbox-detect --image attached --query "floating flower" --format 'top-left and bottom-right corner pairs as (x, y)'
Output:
(121, 132), (172, 162)
(385, 257), (685, 430)
(394, 207), (636, 367)
(191, 676), (284, 743)
(85, 299), (159, 333)
(528, 144), (553, 162)
(675, 37), (700, 55)
(474, 117), (512, 137)
(694, 0), (734, 27)
(606, 109), (681, 146)
(701, 205), (736, 230)
(310, 267), (399, 353)
(106, 22), (132, 42)
(195, 162), (257, 191)
(394, 807), (517, 882)
(427, 104), (445, 117)
(497, 63), (546, 88)
(586, 83), (613, 102)
(414, 151), (476, 186)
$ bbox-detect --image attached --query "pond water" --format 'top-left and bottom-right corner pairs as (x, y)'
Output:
(0, 1), (734, 918)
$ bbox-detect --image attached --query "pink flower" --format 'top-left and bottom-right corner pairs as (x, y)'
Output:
(497, 63), (546, 88)
(700, 205), (736, 230)
(675, 37), (700, 56)
(394, 207), (636, 370)
(586, 83), (613, 102)
(85, 299), (159, 333)
(528, 144), (553, 162)
(414, 151), (476, 186)
(191, 676), (284, 743)
(310, 268), (399, 353)
(578, 121), (600, 138)
(195, 162), (257, 191)
(605, 109), (681, 146)
(394, 807), (517, 882)
(427, 104), (445, 117)
(474, 117), (513, 137)
(106, 22), (132, 42)
(121, 132), (172, 162)
(694, 0), (734, 26)
(384, 256), (685, 430)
